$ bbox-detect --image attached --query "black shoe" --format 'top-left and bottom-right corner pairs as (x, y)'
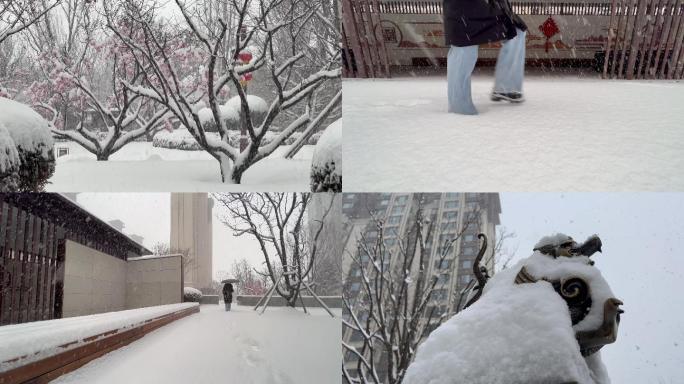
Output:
(491, 91), (525, 103)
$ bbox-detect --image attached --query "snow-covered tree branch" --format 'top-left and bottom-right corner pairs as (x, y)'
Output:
(105, 0), (341, 183)
(215, 192), (331, 307)
(0, 0), (60, 45)
(342, 196), (485, 384)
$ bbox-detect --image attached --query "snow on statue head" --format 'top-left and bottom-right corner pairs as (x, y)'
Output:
(404, 233), (622, 384)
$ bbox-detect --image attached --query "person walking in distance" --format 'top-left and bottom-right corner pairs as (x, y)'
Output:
(444, 0), (528, 114)
(223, 282), (234, 311)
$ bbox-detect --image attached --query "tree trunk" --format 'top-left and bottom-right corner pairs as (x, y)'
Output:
(96, 152), (109, 161)
(217, 155), (239, 184)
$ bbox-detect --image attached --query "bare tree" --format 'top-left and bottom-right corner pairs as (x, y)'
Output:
(309, 192), (342, 295)
(152, 241), (194, 272)
(342, 197), (484, 384)
(215, 192), (330, 307)
(0, 0), (60, 45)
(104, 0), (341, 183)
(229, 257), (269, 296)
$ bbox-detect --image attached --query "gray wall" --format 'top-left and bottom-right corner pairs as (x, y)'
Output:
(236, 295), (342, 308)
(126, 255), (184, 310)
(62, 240), (127, 317)
(62, 241), (184, 317)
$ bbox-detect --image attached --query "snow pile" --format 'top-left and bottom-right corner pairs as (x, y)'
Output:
(0, 303), (199, 372)
(310, 119), (342, 192)
(404, 243), (617, 384)
(183, 287), (203, 302)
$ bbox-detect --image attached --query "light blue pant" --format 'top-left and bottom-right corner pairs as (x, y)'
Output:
(447, 29), (527, 115)
(225, 302), (231, 311)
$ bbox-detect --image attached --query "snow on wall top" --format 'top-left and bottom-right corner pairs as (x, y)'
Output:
(225, 95), (269, 114)
(312, 119), (341, 172)
(0, 303), (198, 373)
(0, 97), (54, 157)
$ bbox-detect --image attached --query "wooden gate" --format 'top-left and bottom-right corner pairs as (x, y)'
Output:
(0, 199), (65, 326)
(603, 0), (684, 79)
(341, 0), (392, 78)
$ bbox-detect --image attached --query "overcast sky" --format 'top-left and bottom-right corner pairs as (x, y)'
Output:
(500, 193), (684, 384)
(75, 193), (264, 280)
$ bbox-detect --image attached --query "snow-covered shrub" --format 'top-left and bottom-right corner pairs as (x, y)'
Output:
(0, 125), (21, 191)
(153, 129), (218, 151)
(403, 234), (621, 384)
(225, 95), (269, 130)
(0, 98), (55, 191)
(197, 104), (240, 132)
(310, 119), (341, 192)
(183, 287), (203, 302)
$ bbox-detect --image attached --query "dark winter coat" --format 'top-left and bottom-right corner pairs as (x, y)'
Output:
(443, 0), (528, 47)
(223, 283), (234, 303)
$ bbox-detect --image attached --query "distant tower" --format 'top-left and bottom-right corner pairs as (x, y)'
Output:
(170, 193), (214, 290)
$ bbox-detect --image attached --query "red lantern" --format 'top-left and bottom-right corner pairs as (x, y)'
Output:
(238, 51), (253, 63)
(243, 73), (253, 82)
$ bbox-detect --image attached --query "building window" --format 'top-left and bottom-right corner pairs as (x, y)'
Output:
(461, 275), (472, 284)
(343, 202), (353, 209)
(391, 206), (404, 215)
(434, 259), (451, 270)
(350, 282), (361, 292)
(394, 195), (409, 205)
(442, 211), (458, 220)
(445, 192), (460, 200)
(464, 234), (474, 242)
(462, 247), (474, 256)
(437, 274), (450, 284)
(462, 260), (472, 269)
(444, 201), (459, 209)
(387, 215), (402, 224)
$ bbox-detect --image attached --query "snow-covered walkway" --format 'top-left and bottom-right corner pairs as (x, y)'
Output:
(343, 77), (684, 191)
(52, 305), (340, 384)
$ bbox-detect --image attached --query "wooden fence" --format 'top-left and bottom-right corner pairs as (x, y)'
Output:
(603, 0), (684, 79)
(341, 0), (392, 78)
(0, 201), (65, 326)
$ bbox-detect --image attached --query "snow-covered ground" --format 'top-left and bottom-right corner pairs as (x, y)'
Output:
(52, 305), (341, 384)
(47, 142), (314, 191)
(0, 303), (198, 372)
(343, 77), (684, 191)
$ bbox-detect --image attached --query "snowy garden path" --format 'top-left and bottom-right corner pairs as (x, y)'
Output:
(343, 77), (684, 191)
(46, 143), (314, 192)
(52, 305), (340, 384)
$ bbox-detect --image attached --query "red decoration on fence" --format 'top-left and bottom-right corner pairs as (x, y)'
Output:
(539, 16), (560, 53)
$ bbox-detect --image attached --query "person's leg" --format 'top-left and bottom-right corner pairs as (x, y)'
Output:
(227, 302), (231, 311)
(494, 28), (527, 95)
(225, 302), (229, 311)
(447, 44), (479, 115)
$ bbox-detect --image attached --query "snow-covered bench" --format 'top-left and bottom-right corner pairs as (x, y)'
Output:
(0, 303), (199, 384)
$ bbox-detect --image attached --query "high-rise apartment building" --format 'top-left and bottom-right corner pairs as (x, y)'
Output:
(342, 193), (501, 381)
(170, 193), (214, 291)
